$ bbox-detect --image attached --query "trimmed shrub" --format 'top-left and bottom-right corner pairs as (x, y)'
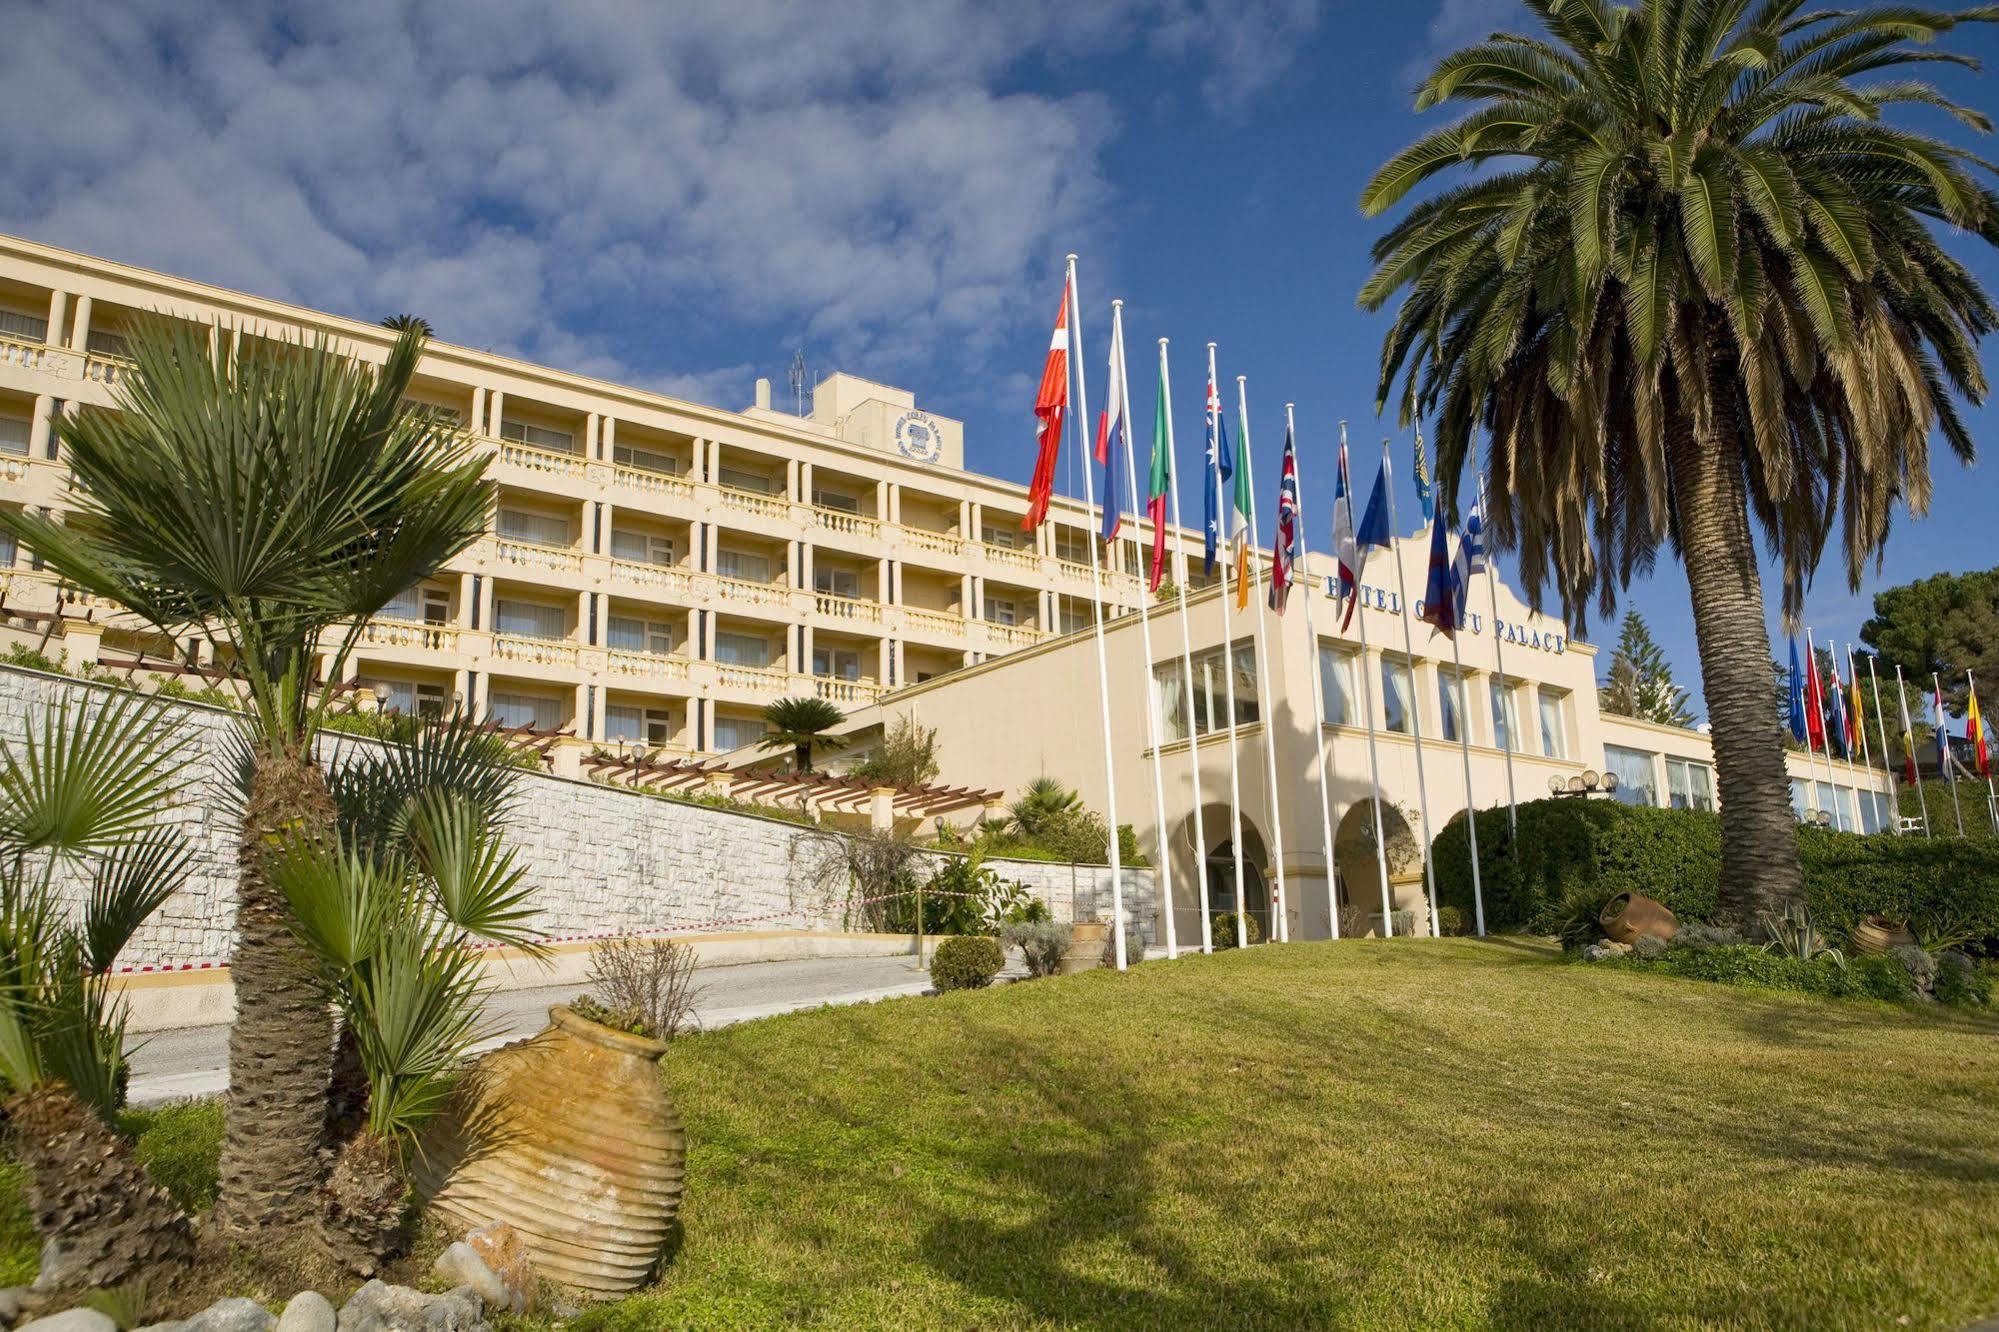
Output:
(1433, 798), (1999, 949)
(1434, 904), (1468, 937)
(930, 935), (1004, 991)
(1211, 912), (1262, 950)
(1604, 945), (1919, 1002)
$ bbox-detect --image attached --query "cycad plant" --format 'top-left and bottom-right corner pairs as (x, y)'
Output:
(0, 318), (493, 1235)
(1360, 0), (1998, 920)
(0, 694), (198, 1291)
(757, 696), (847, 773)
(276, 712), (544, 1274)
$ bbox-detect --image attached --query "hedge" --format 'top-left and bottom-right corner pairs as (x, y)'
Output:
(1432, 798), (1999, 947)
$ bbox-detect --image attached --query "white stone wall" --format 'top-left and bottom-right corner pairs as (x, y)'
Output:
(0, 666), (1154, 967)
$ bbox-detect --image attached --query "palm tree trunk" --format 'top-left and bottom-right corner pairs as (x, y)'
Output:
(210, 749), (338, 1239)
(1670, 413), (1805, 925)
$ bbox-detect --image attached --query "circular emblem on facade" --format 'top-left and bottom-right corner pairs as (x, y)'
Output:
(894, 409), (942, 463)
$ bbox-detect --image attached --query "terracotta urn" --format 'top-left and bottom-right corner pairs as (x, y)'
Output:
(1600, 892), (1679, 944)
(415, 1006), (687, 1299)
(1062, 921), (1108, 974)
(1850, 915), (1916, 956)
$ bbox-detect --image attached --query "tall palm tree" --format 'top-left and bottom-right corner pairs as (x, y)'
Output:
(0, 318), (492, 1236)
(758, 696), (847, 773)
(1359, 0), (1997, 920)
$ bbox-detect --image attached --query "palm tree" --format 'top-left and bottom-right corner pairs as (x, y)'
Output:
(0, 694), (199, 1291)
(1359, 0), (1997, 921)
(0, 318), (493, 1236)
(1007, 776), (1081, 837)
(758, 696), (847, 773)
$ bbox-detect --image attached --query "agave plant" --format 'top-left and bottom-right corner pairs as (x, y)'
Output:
(273, 711), (544, 1274)
(0, 694), (197, 1291)
(1760, 903), (1844, 968)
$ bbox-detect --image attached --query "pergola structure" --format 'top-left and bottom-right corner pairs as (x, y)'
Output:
(581, 748), (1002, 827)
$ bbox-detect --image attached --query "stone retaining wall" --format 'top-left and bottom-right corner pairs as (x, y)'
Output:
(0, 665), (1155, 967)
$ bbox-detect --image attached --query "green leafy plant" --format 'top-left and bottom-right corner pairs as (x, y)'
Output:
(1002, 920), (1073, 978)
(1007, 777), (1082, 837)
(757, 696), (847, 772)
(848, 713), (941, 787)
(1760, 904), (1843, 969)
(1212, 912), (1263, 950)
(930, 935), (1004, 992)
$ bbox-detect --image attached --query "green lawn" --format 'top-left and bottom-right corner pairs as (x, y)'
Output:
(13, 941), (1999, 1329)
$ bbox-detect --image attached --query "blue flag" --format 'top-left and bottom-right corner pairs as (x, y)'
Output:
(1417, 511), (1461, 636)
(1787, 640), (1807, 742)
(1201, 373), (1225, 574)
(1355, 461), (1393, 549)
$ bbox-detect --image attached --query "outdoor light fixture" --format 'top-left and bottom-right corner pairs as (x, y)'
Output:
(1552, 770), (1618, 799)
(1547, 774), (1565, 795)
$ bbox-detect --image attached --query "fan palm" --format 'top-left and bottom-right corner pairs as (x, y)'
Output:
(1007, 776), (1082, 837)
(0, 693), (198, 1291)
(0, 317), (493, 1235)
(1360, 0), (1998, 919)
(758, 696), (848, 773)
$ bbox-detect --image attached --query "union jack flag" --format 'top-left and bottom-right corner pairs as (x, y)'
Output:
(1268, 421), (1300, 612)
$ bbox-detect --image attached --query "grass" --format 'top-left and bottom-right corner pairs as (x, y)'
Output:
(13, 940), (1999, 1328)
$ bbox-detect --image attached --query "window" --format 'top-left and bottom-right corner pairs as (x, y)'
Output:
(1605, 745), (1658, 807)
(498, 509), (569, 547)
(494, 599), (565, 640)
(982, 523), (1023, 550)
(613, 443), (677, 475)
(1318, 645), (1357, 727)
(712, 716), (767, 750)
(715, 632), (771, 667)
(716, 549), (770, 583)
(815, 567), (861, 598)
(610, 530), (674, 565)
(605, 704), (673, 745)
(85, 330), (131, 359)
(489, 692), (561, 731)
(380, 584), (450, 624)
(0, 531), (15, 567)
(499, 419), (574, 452)
(607, 615), (673, 654)
(1490, 679), (1520, 752)
(399, 399), (461, 425)
(1815, 781), (1843, 828)
(984, 596), (1017, 626)
(717, 465), (772, 495)
(373, 680), (447, 717)
(1381, 658), (1415, 735)
(1054, 529), (1090, 564)
(0, 309), (48, 342)
(1151, 645), (1258, 742)
(0, 417), (28, 457)
(1059, 601), (1090, 634)
(1539, 690), (1568, 758)
(1791, 777), (1814, 823)
(1666, 758), (1715, 812)
(813, 647), (861, 681)
(1438, 668), (1468, 744)
(812, 488), (859, 513)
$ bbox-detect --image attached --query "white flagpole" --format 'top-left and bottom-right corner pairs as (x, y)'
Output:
(1863, 651), (1900, 837)
(1847, 645), (1883, 834)
(1346, 423), (1397, 935)
(1236, 376), (1289, 943)
(1479, 472), (1519, 837)
(1110, 302), (1174, 961)
(1380, 438), (1439, 937)
(1446, 597), (1486, 936)
(1798, 637), (1833, 830)
(1158, 341), (1206, 956)
(1934, 671), (1965, 837)
(1209, 343), (1249, 948)
(1288, 403), (1340, 939)
(1896, 663), (1931, 838)
(1969, 669), (1996, 834)
(1805, 628), (1846, 831)
(1833, 650), (1866, 825)
(1067, 256), (1126, 970)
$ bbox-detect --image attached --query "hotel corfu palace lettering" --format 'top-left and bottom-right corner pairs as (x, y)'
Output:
(1325, 577), (1568, 655)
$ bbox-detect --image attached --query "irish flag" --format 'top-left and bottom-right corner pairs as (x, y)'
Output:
(1146, 365), (1170, 592)
(1230, 398), (1253, 611)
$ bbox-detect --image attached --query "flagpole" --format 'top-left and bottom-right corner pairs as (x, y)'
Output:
(1478, 472), (1519, 837)
(1846, 645), (1881, 834)
(1110, 302), (1175, 960)
(1832, 650), (1866, 826)
(1805, 628), (1846, 831)
(1446, 591), (1487, 936)
(1159, 339), (1206, 956)
(1066, 255), (1127, 970)
(1345, 424), (1396, 935)
(1935, 671), (1965, 837)
(1969, 669), (1996, 834)
(1896, 663), (1932, 839)
(1287, 403), (1340, 939)
(1380, 437), (1439, 936)
(1236, 376), (1289, 943)
(1864, 652), (1900, 837)
(1209, 343), (1249, 948)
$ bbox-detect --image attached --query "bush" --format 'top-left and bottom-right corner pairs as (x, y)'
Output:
(1433, 798), (1999, 949)
(1611, 945), (1919, 1002)
(1435, 904), (1468, 937)
(1211, 912), (1262, 950)
(1003, 920), (1072, 977)
(586, 937), (702, 1040)
(930, 935), (1004, 991)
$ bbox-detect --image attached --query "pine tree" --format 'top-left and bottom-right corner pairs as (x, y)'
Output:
(1600, 613), (1695, 728)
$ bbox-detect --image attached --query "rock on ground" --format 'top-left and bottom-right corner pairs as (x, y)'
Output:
(430, 1244), (506, 1315)
(182, 1297), (276, 1332)
(335, 1281), (488, 1332)
(462, 1222), (535, 1315)
(15, 1311), (118, 1332)
(274, 1291), (336, 1332)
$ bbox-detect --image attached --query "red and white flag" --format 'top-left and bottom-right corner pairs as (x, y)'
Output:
(1024, 289), (1068, 531)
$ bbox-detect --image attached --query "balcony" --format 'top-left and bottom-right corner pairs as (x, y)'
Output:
(0, 334), (55, 372)
(496, 437), (585, 480)
(898, 526), (962, 559)
(1056, 559), (1097, 583)
(985, 621), (1041, 649)
(83, 352), (132, 385)
(492, 634), (579, 669)
(713, 576), (790, 609)
(810, 505), (880, 541)
(813, 675), (883, 705)
(901, 606), (965, 639)
(612, 464), (694, 503)
(0, 455), (33, 486)
(608, 560), (693, 599)
(980, 543), (1039, 575)
(361, 618), (459, 653)
(606, 649), (691, 682)
(713, 661), (788, 693)
(494, 538), (584, 576)
(718, 485), (787, 522)
(814, 592), (882, 627)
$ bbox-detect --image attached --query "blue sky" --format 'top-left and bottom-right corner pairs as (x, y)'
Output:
(4, 0), (1996, 716)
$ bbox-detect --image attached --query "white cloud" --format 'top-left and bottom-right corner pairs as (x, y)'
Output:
(1399, 0), (1521, 89)
(0, 0), (1318, 405)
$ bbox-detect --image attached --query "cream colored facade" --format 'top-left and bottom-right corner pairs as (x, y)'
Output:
(0, 234), (1204, 761)
(830, 543), (1899, 942)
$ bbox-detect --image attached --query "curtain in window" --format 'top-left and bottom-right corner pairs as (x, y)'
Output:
(0, 417), (29, 456)
(1438, 670), (1465, 743)
(1489, 679), (1518, 751)
(1605, 745), (1657, 806)
(713, 717), (767, 749)
(1538, 692), (1566, 757)
(1381, 659), (1413, 735)
(605, 705), (647, 741)
(1319, 647), (1354, 727)
(494, 600), (565, 640)
(717, 550), (770, 582)
(490, 693), (561, 730)
(715, 632), (770, 667)
(498, 510), (569, 546)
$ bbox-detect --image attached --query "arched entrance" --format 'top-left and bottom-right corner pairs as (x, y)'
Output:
(1205, 838), (1270, 941)
(1333, 798), (1425, 937)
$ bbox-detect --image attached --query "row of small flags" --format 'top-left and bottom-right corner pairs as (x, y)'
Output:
(1786, 641), (1992, 780)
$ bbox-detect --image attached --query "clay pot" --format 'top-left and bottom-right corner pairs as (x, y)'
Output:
(1850, 914), (1916, 956)
(1061, 922), (1108, 974)
(1600, 892), (1678, 944)
(415, 1007), (686, 1299)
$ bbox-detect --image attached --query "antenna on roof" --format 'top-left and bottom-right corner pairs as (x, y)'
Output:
(789, 348), (809, 416)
